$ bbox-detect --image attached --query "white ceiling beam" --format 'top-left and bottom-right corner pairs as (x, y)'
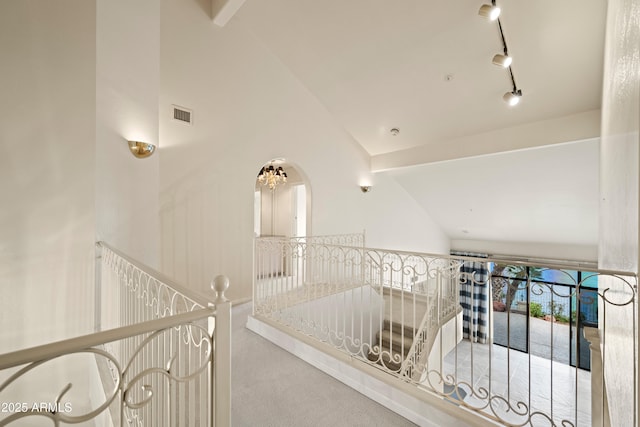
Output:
(371, 109), (601, 172)
(211, 0), (247, 27)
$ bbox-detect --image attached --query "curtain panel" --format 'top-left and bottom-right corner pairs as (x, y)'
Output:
(453, 252), (491, 344)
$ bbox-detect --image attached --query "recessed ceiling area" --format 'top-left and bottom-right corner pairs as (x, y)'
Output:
(382, 139), (599, 246)
(236, 0), (606, 157)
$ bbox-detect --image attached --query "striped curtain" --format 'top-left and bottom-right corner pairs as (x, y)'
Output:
(454, 253), (490, 344)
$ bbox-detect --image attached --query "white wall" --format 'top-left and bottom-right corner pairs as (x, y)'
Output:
(599, 3), (639, 273)
(0, 1), (164, 412)
(361, 175), (450, 254)
(0, 0), (96, 351)
(598, 0), (640, 425)
(451, 239), (598, 263)
(96, 0), (161, 268)
(0, 0), (162, 348)
(158, 0), (449, 301)
(259, 186), (293, 237)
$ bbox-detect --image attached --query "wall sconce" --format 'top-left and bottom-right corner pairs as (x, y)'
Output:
(128, 141), (156, 159)
(360, 185), (372, 193)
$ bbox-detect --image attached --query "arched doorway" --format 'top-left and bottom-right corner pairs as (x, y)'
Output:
(254, 160), (310, 238)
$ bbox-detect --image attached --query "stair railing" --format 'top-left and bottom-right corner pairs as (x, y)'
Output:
(0, 309), (214, 426)
(96, 242), (232, 426)
(401, 292), (461, 382)
(364, 250), (460, 374)
(0, 243), (232, 427)
(97, 242), (213, 331)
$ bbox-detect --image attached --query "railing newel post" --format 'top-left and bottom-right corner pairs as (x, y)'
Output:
(211, 275), (231, 427)
(584, 327), (607, 427)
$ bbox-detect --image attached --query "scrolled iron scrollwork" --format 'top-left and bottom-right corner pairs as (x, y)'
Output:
(254, 236), (638, 426)
(0, 322), (211, 427)
(102, 246), (205, 322)
(0, 348), (122, 426)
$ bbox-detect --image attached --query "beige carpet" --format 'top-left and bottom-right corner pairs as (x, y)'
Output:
(231, 301), (417, 427)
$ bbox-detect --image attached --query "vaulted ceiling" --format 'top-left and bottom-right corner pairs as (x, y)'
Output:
(233, 0), (606, 250)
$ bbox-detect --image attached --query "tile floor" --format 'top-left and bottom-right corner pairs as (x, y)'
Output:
(441, 339), (591, 426)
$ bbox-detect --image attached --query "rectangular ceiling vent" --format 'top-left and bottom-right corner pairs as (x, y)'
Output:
(172, 105), (193, 125)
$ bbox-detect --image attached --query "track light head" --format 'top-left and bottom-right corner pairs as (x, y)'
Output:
(503, 90), (522, 106)
(478, 4), (501, 21)
(492, 53), (512, 68)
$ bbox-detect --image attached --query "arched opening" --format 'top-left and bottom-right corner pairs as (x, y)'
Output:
(254, 160), (311, 238)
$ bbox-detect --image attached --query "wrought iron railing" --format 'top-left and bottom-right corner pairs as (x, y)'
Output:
(97, 242), (212, 330)
(0, 243), (231, 426)
(0, 310), (213, 426)
(254, 236), (461, 381)
(253, 237), (638, 427)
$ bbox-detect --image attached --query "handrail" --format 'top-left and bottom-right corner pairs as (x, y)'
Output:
(0, 308), (214, 371)
(265, 240), (637, 278)
(97, 241), (212, 307)
(288, 232), (365, 246)
(400, 302), (432, 377)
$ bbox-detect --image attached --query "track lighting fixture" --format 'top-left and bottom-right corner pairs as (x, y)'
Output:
(478, 3), (501, 21)
(478, 2), (523, 106)
(492, 53), (512, 68)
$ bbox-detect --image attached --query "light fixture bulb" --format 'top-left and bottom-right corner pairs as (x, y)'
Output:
(478, 4), (500, 21)
(492, 53), (512, 68)
(503, 91), (521, 106)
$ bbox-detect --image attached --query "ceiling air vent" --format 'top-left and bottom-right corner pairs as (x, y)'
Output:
(172, 105), (193, 125)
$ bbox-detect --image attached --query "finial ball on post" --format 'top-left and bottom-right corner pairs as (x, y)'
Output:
(212, 275), (229, 303)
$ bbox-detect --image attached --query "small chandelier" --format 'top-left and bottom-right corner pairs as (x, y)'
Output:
(257, 164), (287, 190)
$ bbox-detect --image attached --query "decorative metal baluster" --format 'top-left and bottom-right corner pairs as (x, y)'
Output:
(250, 236), (637, 426)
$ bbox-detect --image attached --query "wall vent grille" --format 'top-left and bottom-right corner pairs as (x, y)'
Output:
(172, 105), (193, 125)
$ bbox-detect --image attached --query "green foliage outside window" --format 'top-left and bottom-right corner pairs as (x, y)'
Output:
(530, 302), (544, 318)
